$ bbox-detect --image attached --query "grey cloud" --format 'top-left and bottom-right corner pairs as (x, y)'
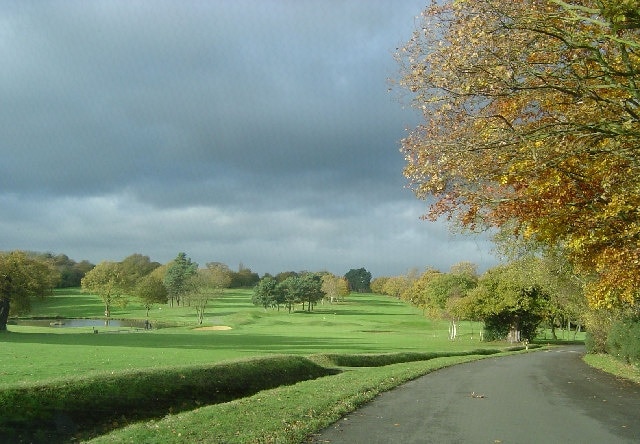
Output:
(0, 1), (499, 276)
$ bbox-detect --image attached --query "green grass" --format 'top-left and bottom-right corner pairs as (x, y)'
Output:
(583, 353), (640, 384)
(0, 288), (545, 442)
(3, 289), (490, 386)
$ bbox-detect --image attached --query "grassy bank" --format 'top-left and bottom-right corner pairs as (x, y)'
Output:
(88, 353), (503, 444)
(583, 353), (640, 384)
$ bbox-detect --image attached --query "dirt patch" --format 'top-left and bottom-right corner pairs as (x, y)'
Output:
(194, 325), (232, 331)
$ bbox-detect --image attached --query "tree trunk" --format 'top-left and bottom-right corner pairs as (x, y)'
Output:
(449, 319), (458, 340)
(0, 297), (9, 331)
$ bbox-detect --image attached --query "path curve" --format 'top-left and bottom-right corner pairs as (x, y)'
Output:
(309, 347), (640, 443)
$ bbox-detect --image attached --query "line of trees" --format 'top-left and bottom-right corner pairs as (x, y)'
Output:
(373, 257), (587, 343)
(0, 248), (374, 330)
(81, 253), (235, 325)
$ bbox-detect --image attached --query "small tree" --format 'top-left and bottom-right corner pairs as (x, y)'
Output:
(336, 277), (349, 302)
(383, 275), (412, 300)
(370, 277), (389, 294)
(187, 263), (231, 325)
(464, 263), (550, 342)
(321, 274), (349, 303)
(400, 268), (441, 314)
(81, 261), (128, 321)
(279, 276), (301, 314)
(119, 253), (161, 292)
(163, 253), (197, 307)
(298, 273), (325, 312)
(133, 275), (168, 317)
(252, 276), (280, 310)
(424, 269), (478, 340)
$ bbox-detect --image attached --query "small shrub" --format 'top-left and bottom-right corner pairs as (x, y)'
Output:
(584, 309), (613, 354)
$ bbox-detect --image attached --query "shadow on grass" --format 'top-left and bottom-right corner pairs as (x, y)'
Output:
(0, 330), (395, 353)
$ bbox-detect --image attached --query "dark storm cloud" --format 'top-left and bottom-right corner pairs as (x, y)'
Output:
(0, 1), (498, 275)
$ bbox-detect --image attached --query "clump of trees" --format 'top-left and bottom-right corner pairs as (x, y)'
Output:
(45, 253), (95, 288)
(81, 252), (232, 325)
(344, 268), (372, 293)
(252, 272), (329, 313)
(229, 264), (260, 288)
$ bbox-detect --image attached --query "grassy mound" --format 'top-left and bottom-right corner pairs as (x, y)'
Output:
(0, 355), (337, 443)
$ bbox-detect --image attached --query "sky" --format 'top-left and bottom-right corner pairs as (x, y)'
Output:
(0, 1), (499, 277)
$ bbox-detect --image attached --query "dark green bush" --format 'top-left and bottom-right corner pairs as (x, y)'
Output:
(606, 317), (640, 365)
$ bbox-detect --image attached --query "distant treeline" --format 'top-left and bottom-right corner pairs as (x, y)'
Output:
(10, 251), (373, 293)
(10, 252), (263, 290)
(24, 252), (96, 288)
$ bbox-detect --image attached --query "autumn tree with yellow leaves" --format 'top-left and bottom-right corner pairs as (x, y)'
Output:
(395, 0), (639, 308)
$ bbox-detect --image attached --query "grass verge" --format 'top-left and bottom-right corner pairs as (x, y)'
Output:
(583, 353), (640, 384)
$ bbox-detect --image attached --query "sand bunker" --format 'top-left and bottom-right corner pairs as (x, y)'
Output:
(194, 325), (232, 331)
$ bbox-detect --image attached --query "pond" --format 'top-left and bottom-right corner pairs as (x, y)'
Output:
(8, 318), (154, 329)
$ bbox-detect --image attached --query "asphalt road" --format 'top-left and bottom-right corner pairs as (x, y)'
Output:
(309, 347), (640, 443)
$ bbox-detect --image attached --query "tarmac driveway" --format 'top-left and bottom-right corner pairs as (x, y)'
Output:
(309, 346), (640, 443)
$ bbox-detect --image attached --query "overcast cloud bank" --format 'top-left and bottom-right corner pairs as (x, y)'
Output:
(1, 1), (498, 276)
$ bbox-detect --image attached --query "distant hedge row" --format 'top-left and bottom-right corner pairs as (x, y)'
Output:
(318, 349), (501, 367)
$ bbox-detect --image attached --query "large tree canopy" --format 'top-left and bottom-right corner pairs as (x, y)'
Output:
(396, 0), (640, 308)
(0, 251), (59, 331)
